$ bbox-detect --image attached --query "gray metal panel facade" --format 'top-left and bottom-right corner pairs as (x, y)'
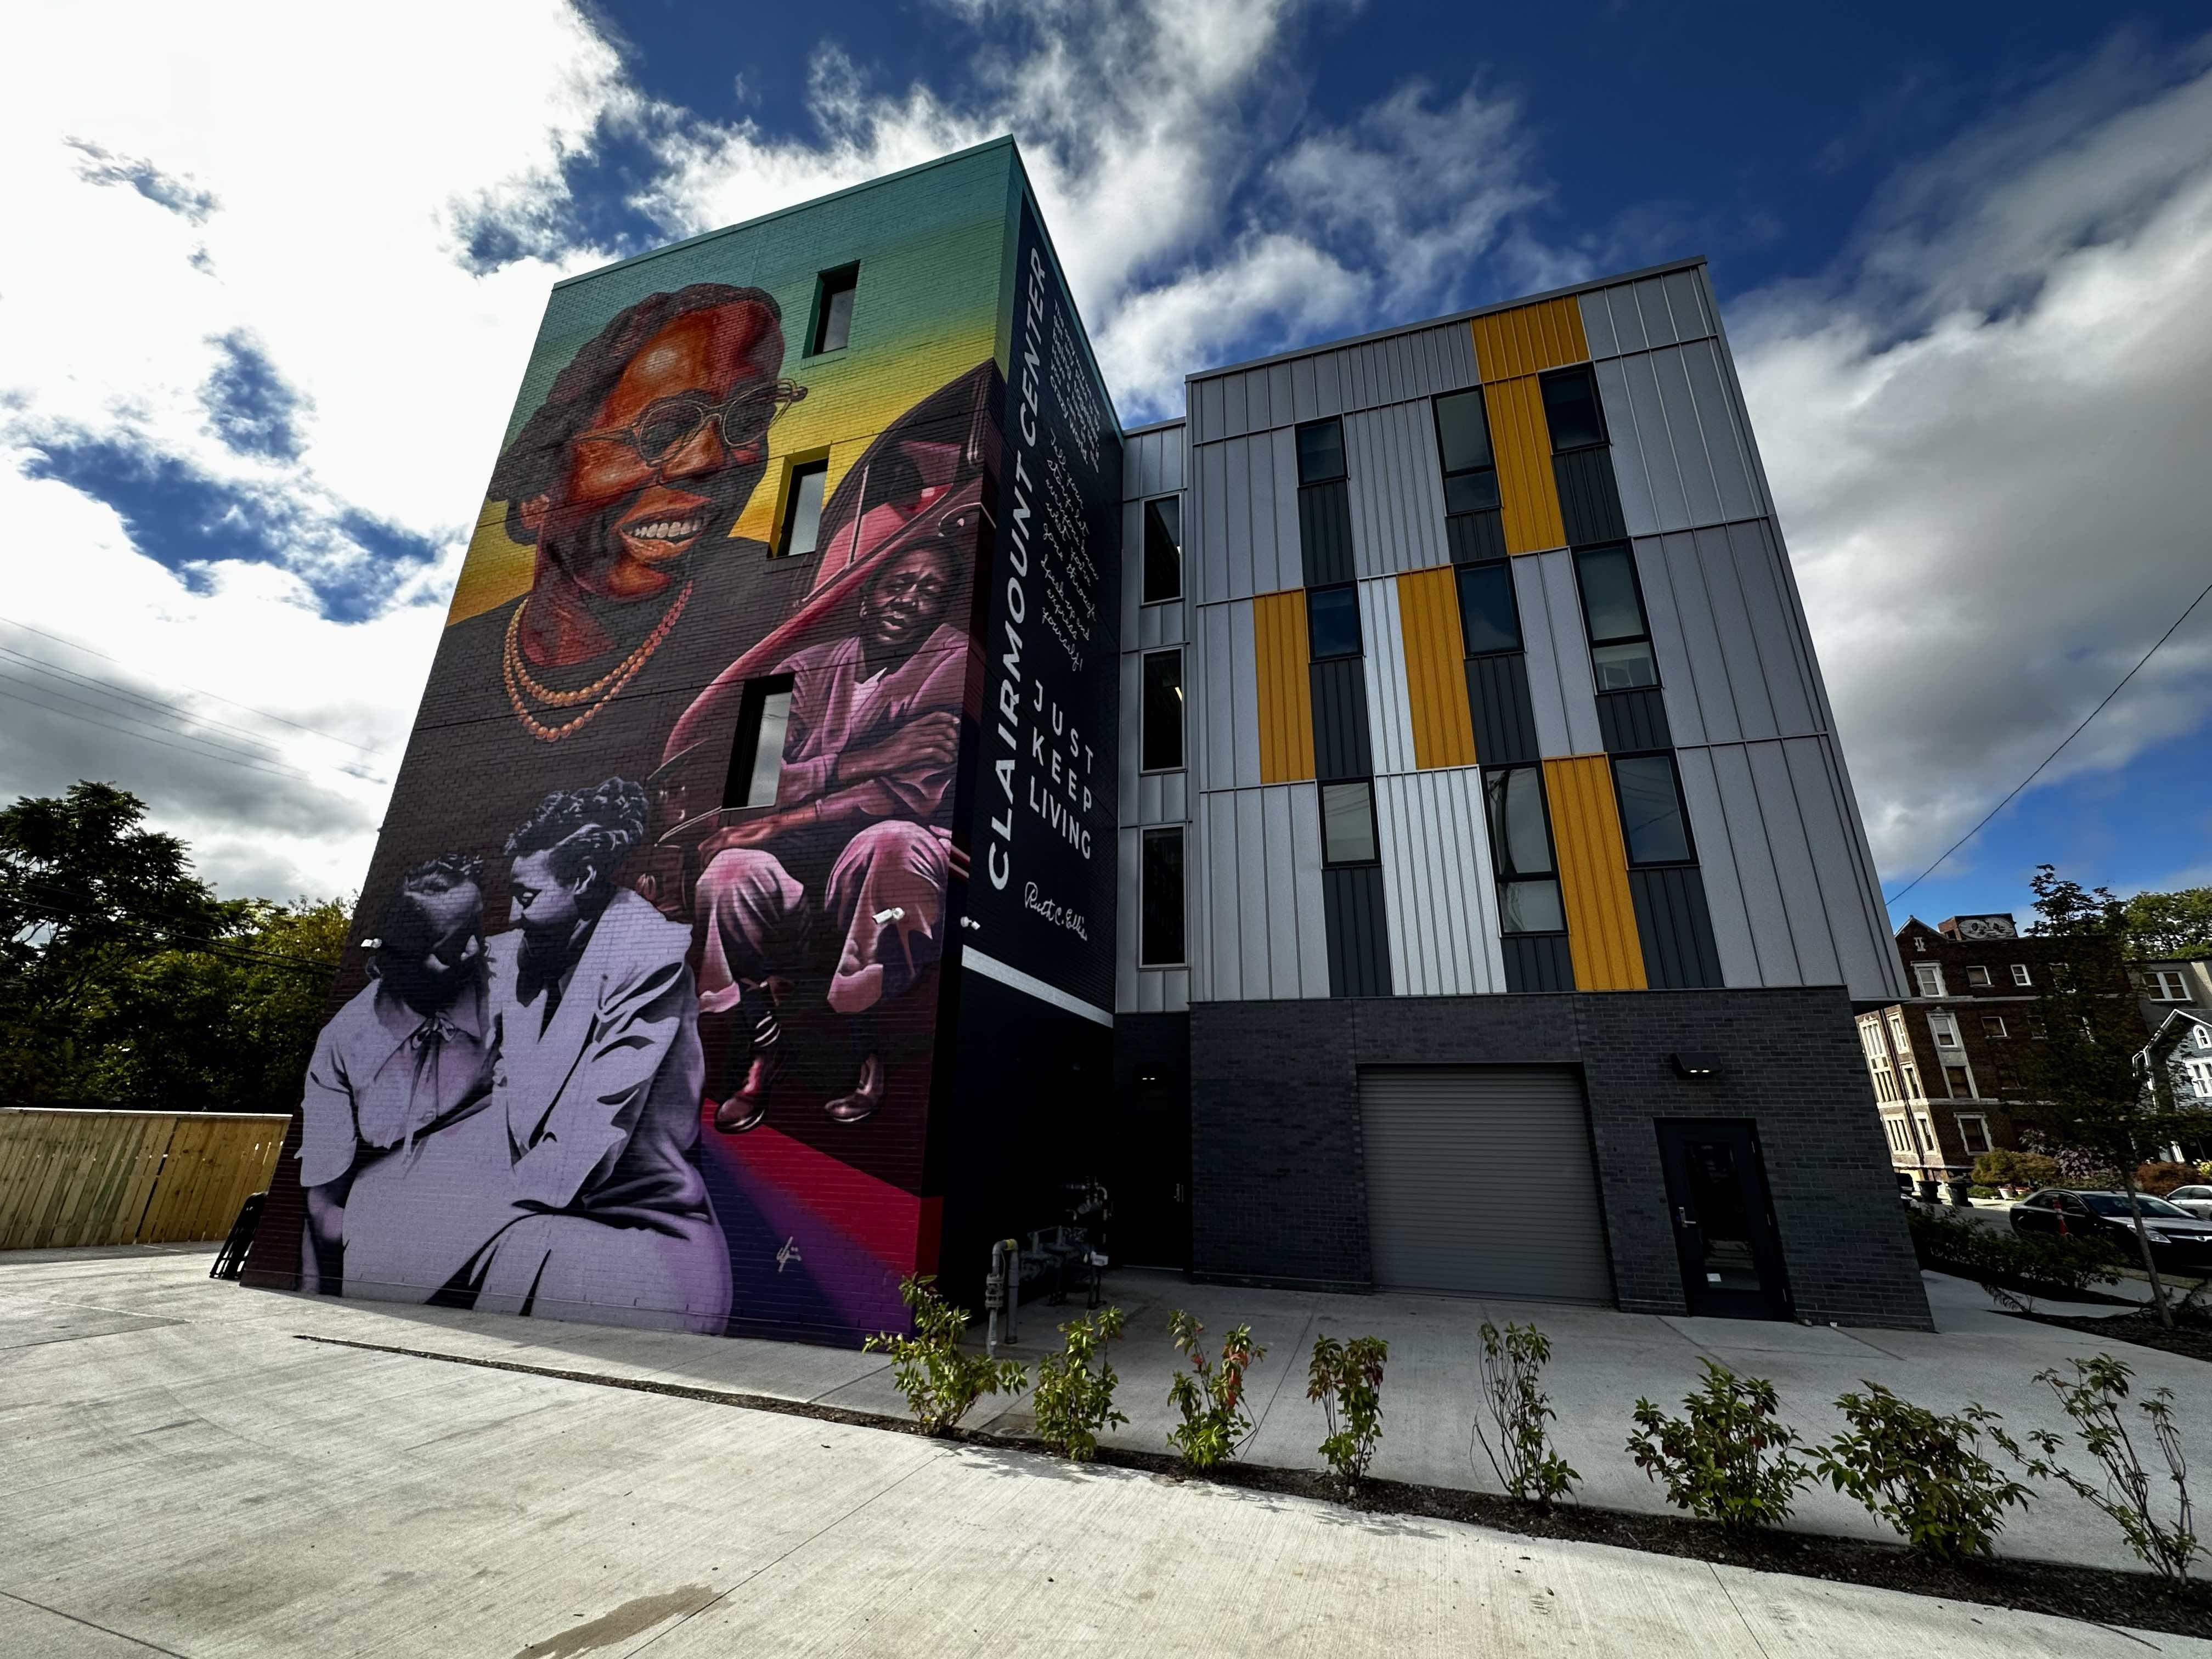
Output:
(1189, 320), (1477, 442)
(1116, 824), (1191, 1015)
(1190, 431), (1299, 603)
(1195, 599), (1259, 790)
(1672, 737), (1901, 1001)
(1194, 783), (1330, 1001)
(1578, 272), (1716, 360)
(1513, 551), (1602, 757)
(1122, 423), (1186, 501)
(1594, 341), (1762, 538)
(1359, 576), (1416, 776)
(1635, 523), (1822, 748)
(1374, 769), (1508, 996)
(1345, 401), (1449, 578)
(1117, 424), (1193, 1015)
(1359, 1067), (1613, 1301)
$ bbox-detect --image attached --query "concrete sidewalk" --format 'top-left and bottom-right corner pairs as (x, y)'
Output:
(2, 1247), (2205, 1657)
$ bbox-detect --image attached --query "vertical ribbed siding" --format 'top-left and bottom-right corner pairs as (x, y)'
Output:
(1310, 657), (1373, 780)
(1576, 271), (1715, 360)
(1446, 511), (1506, 564)
(1297, 481), (1357, 586)
(1252, 589), (1314, 783)
(1470, 297), (1590, 381)
(1196, 783), (1331, 1000)
(1373, 769), (1507, 995)
(1513, 551), (1603, 757)
(1553, 447), (1628, 548)
(1359, 578), (1417, 775)
(1628, 866), (1725, 989)
(1502, 933), (1576, 994)
(1590, 341), (1764, 538)
(1633, 523), (1824, 748)
(1323, 864), (1392, 997)
(1595, 687), (1672, 753)
(1396, 567), (1477, 769)
(1542, 754), (1646, 991)
(1482, 376), (1566, 555)
(1464, 654), (1541, 765)
(1345, 402), (1450, 577)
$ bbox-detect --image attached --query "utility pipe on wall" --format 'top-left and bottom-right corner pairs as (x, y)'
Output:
(985, 1237), (1020, 1357)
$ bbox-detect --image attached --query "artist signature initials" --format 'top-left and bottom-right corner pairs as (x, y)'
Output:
(1022, 882), (1088, 940)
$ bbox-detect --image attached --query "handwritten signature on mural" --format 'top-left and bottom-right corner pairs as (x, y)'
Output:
(776, 1237), (803, 1273)
(1022, 882), (1090, 940)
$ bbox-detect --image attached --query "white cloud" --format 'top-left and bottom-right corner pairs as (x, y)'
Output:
(1735, 45), (2212, 882)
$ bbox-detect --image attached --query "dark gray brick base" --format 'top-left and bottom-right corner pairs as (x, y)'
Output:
(1186, 988), (1932, 1330)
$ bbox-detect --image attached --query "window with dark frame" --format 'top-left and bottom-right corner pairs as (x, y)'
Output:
(1455, 561), (1521, 656)
(1295, 417), (1346, 485)
(1141, 496), (1183, 603)
(810, 264), (858, 356)
(1139, 826), (1186, 967)
(1484, 765), (1565, 934)
(1306, 584), (1361, 659)
(1572, 543), (1658, 690)
(1432, 388), (1501, 516)
(1539, 365), (1606, 452)
(1140, 649), (1184, 771)
(776, 459), (828, 558)
(1611, 753), (1693, 867)
(1319, 779), (1379, 866)
(721, 674), (795, 811)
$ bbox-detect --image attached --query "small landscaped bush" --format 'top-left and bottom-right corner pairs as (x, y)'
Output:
(1166, 1311), (1265, 1470)
(864, 1275), (1027, 1436)
(1627, 1360), (1810, 1531)
(1032, 1306), (1127, 1462)
(2021, 1353), (2204, 1584)
(1813, 1383), (2032, 1560)
(2136, 1161), (2197, 1198)
(1973, 1149), (2059, 1191)
(1473, 1320), (1577, 1507)
(1904, 1204), (2123, 1307)
(1307, 1332), (1389, 1490)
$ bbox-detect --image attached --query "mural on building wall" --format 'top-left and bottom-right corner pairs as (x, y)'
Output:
(246, 156), (1045, 1339)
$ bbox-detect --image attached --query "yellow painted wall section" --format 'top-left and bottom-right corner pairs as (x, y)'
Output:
(1396, 567), (1477, 769)
(1482, 376), (1567, 555)
(1253, 589), (1316, 783)
(1470, 297), (1589, 381)
(1542, 756), (1647, 991)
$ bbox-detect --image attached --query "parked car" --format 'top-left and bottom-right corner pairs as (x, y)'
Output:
(2165, 1183), (2212, 1221)
(2011, 1188), (2212, 1272)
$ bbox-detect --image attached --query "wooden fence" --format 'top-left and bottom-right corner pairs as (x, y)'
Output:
(0, 1109), (289, 1250)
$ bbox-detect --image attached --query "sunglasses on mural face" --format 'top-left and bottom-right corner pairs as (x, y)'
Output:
(578, 380), (809, 467)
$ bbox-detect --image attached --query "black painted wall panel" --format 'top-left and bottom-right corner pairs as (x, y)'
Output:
(1310, 657), (1373, 780)
(1502, 933), (1575, 993)
(1465, 653), (1541, 765)
(1554, 448), (1628, 548)
(1323, 864), (1391, 997)
(1596, 687), (1672, 753)
(1299, 481), (1356, 586)
(1629, 866), (1725, 990)
(1446, 511), (1506, 565)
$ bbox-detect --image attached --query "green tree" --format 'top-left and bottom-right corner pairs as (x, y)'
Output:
(0, 782), (345, 1111)
(2120, 886), (2212, 961)
(2000, 866), (2207, 1329)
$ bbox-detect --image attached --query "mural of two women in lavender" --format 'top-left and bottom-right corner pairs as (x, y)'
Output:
(275, 261), (1005, 1338)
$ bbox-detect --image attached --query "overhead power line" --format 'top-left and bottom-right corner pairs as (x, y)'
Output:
(1883, 575), (2212, 910)
(0, 682), (320, 784)
(0, 642), (292, 759)
(0, 667), (303, 772)
(0, 615), (387, 759)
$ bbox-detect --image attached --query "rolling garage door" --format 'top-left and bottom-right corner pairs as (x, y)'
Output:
(1359, 1067), (1614, 1303)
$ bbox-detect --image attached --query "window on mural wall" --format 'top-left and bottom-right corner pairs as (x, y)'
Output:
(1142, 496), (1182, 603)
(1295, 417), (1346, 485)
(777, 460), (828, 558)
(1539, 365), (1606, 452)
(1141, 649), (1184, 771)
(1140, 826), (1186, 967)
(1573, 544), (1658, 691)
(1432, 388), (1501, 515)
(810, 265), (858, 355)
(722, 675), (795, 811)
(1484, 765), (1566, 934)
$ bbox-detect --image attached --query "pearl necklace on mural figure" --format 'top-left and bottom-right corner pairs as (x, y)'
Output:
(500, 580), (694, 743)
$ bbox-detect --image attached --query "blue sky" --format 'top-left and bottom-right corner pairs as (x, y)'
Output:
(2, 1), (2209, 923)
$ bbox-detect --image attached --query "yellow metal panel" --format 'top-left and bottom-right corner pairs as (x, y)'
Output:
(1396, 567), (1477, 769)
(1543, 756), (1647, 991)
(1482, 377), (1566, 555)
(1470, 297), (1590, 381)
(1252, 589), (1315, 783)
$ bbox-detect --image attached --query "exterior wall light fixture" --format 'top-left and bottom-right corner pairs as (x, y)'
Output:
(1671, 1052), (1722, 1080)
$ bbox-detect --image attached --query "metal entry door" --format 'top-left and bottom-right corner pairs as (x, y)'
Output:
(1358, 1067), (1613, 1303)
